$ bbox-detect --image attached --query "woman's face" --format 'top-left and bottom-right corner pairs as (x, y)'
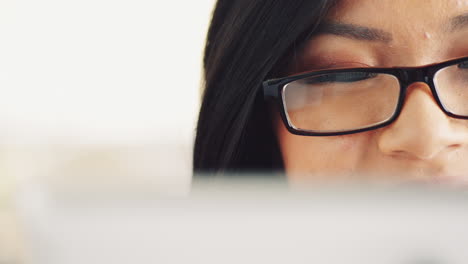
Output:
(276, 0), (468, 184)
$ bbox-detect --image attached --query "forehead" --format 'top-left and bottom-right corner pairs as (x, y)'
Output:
(314, 0), (468, 65)
(328, 0), (468, 30)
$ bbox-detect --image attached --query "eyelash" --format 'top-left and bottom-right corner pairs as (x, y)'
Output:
(304, 72), (378, 84)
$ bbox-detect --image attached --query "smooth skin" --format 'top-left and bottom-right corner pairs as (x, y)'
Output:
(276, 0), (468, 184)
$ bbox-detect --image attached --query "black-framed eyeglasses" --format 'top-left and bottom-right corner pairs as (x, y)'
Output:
(263, 56), (468, 136)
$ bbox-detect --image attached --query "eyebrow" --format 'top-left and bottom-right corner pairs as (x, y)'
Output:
(450, 13), (468, 31)
(315, 13), (468, 44)
(316, 22), (393, 43)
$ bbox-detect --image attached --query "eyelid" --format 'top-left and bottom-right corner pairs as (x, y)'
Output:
(292, 61), (373, 76)
(317, 61), (372, 70)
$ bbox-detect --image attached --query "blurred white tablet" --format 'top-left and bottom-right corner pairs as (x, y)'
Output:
(15, 178), (468, 264)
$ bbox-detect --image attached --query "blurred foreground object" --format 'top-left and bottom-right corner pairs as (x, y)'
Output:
(0, 147), (26, 264)
(14, 177), (468, 264)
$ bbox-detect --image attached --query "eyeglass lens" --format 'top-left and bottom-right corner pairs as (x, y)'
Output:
(434, 62), (468, 116)
(282, 62), (468, 133)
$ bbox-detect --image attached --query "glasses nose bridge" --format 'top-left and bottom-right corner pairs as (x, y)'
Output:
(400, 67), (431, 87)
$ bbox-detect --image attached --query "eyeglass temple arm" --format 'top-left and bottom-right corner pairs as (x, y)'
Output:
(263, 79), (282, 100)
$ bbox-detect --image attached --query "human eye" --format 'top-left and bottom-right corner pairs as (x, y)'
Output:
(457, 60), (468, 69)
(304, 72), (378, 84)
(456, 60), (468, 82)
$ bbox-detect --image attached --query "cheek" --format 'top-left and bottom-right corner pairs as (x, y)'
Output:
(336, 134), (360, 151)
(276, 122), (372, 174)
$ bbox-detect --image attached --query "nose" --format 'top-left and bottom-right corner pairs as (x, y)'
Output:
(377, 82), (468, 160)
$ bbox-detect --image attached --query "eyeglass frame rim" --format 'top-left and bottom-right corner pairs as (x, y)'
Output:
(263, 56), (468, 136)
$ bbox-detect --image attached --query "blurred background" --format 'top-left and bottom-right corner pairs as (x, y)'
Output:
(1, 0), (216, 262)
(2, 2), (468, 264)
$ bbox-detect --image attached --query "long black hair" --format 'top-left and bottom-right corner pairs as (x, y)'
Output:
(194, 0), (339, 174)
